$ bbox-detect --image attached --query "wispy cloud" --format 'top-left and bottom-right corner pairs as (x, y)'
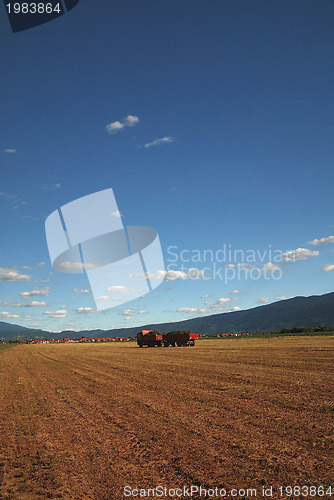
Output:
(106, 115), (139, 134)
(107, 285), (130, 295)
(73, 288), (91, 294)
(120, 309), (147, 317)
(308, 235), (334, 246)
(175, 297), (233, 317)
(177, 307), (206, 314)
(43, 310), (67, 319)
(205, 297), (231, 311)
(3, 149), (16, 153)
(0, 301), (46, 308)
(0, 192), (16, 199)
(256, 297), (270, 304)
(1, 312), (20, 318)
(110, 210), (123, 218)
(0, 300), (48, 308)
(58, 262), (98, 272)
(24, 301), (47, 308)
(144, 268), (210, 281)
(144, 136), (174, 149)
(42, 183), (61, 190)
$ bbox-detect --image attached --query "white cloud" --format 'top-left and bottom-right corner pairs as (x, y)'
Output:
(308, 235), (334, 246)
(110, 210), (123, 218)
(44, 310), (67, 319)
(37, 261), (46, 267)
(282, 248), (319, 262)
(76, 307), (97, 314)
(177, 307), (198, 313)
(19, 287), (49, 299)
(233, 306), (241, 311)
(323, 264), (334, 272)
(207, 297), (231, 310)
(24, 301), (47, 307)
(0, 192), (16, 199)
(107, 285), (130, 294)
(276, 296), (292, 300)
(120, 309), (147, 316)
(146, 268), (209, 281)
(257, 297), (270, 304)
(1, 312), (20, 318)
(124, 115), (139, 127)
(58, 261), (98, 271)
(106, 115), (139, 134)
(42, 183), (61, 190)
(144, 136), (174, 149)
(260, 262), (281, 273)
(0, 267), (32, 282)
(106, 121), (123, 133)
(200, 294), (210, 298)
(0, 301), (45, 308)
(231, 290), (240, 294)
(3, 149), (16, 153)
(161, 270), (185, 281)
(73, 288), (91, 294)
(95, 295), (109, 302)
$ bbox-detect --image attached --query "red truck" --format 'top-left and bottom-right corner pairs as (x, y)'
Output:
(137, 330), (199, 348)
(137, 330), (163, 348)
(163, 331), (199, 347)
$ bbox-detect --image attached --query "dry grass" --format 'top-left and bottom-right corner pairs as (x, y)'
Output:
(0, 336), (333, 499)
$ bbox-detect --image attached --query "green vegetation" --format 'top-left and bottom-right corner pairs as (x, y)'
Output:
(201, 326), (334, 341)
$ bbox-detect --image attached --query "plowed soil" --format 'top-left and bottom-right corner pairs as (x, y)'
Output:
(0, 336), (333, 499)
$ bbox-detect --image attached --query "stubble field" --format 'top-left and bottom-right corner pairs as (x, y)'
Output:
(0, 336), (333, 500)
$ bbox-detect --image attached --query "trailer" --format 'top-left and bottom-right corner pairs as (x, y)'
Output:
(163, 331), (199, 347)
(137, 330), (163, 348)
(136, 330), (199, 347)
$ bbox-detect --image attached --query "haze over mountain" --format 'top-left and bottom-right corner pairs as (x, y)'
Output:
(0, 292), (333, 341)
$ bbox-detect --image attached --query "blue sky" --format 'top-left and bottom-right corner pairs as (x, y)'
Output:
(1, 0), (334, 332)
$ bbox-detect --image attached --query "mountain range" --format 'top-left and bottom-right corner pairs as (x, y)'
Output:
(0, 291), (333, 341)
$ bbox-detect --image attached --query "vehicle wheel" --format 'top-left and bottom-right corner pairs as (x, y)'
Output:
(138, 343), (143, 348)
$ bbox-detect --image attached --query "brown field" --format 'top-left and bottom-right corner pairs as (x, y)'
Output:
(0, 336), (333, 500)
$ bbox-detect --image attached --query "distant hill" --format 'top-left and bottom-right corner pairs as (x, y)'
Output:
(0, 321), (51, 341)
(1, 291), (333, 340)
(88, 291), (334, 338)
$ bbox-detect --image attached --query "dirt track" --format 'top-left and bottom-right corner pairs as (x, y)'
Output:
(0, 336), (333, 499)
